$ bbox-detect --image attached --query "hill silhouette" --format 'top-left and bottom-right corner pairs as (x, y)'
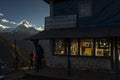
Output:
(0, 36), (15, 68)
(0, 36), (30, 68)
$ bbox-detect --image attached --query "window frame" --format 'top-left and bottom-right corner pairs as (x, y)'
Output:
(78, 0), (92, 17)
(70, 39), (79, 56)
(80, 39), (94, 56)
(52, 38), (112, 58)
(53, 39), (66, 55)
(95, 38), (111, 57)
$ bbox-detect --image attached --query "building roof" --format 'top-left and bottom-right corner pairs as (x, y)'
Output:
(27, 26), (120, 40)
(43, 0), (50, 3)
(43, 0), (69, 4)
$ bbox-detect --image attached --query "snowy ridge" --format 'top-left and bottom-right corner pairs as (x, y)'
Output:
(0, 20), (39, 34)
(0, 24), (9, 31)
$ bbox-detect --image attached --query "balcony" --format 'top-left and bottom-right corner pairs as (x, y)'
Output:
(45, 15), (77, 29)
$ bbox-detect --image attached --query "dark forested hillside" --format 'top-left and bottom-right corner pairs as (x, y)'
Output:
(0, 36), (30, 68)
(0, 36), (15, 67)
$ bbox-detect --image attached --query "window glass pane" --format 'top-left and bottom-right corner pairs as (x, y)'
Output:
(95, 39), (111, 56)
(79, 0), (92, 16)
(80, 39), (93, 56)
(54, 39), (65, 55)
(70, 39), (78, 55)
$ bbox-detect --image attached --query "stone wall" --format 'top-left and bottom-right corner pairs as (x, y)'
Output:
(46, 56), (111, 71)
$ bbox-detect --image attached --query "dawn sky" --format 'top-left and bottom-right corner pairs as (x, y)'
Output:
(0, 0), (49, 29)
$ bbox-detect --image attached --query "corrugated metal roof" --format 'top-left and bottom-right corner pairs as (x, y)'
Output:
(27, 26), (120, 40)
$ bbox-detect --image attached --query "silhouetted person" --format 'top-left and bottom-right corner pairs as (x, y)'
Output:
(35, 45), (45, 72)
(29, 50), (35, 69)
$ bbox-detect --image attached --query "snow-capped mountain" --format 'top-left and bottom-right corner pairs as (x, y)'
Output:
(0, 20), (40, 34)
(13, 20), (39, 34)
(0, 24), (9, 31)
(0, 21), (41, 67)
(2, 28), (14, 32)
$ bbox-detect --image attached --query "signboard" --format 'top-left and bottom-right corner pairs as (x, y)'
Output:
(45, 15), (77, 29)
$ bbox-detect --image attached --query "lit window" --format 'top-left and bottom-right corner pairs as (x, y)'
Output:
(95, 39), (111, 56)
(79, 0), (92, 17)
(80, 39), (93, 56)
(54, 39), (65, 55)
(70, 39), (78, 55)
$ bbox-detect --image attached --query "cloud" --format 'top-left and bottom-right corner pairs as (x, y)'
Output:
(10, 21), (17, 25)
(0, 13), (4, 16)
(0, 24), (9, 29)
(1, 18), (17, 25)
(1, 19), (9, 23)
(31, 24), (44, 31)
(35, 27), (44, 31)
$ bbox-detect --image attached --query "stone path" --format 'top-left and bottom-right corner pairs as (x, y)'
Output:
(2, 68), (120, 80)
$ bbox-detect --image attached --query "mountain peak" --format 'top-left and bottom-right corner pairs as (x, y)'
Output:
(19, 20), (32, 28)
(0, 20), (40, 34)
(12, 20), (39, 34)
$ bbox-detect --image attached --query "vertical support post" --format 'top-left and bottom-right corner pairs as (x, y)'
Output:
(14, 39), (19, 70)
(114, 38), (119, 80)
(111, 38), (114, 69)
(67, 39), (71, 76)
(50, 0), (53, 17)
(32, 39), (39, 71)
(67, 53), (71, 76)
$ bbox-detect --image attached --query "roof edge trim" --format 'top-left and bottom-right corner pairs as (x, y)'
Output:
(43, 0), (50, 3)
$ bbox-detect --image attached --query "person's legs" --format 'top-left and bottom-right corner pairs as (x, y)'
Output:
(29, 59), (33, 69)
(35, 57), (40, 72)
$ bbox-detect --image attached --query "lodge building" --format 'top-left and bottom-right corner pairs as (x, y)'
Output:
(29, 0), (120, 72)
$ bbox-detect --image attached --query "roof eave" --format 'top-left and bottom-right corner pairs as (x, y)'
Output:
(43, 0), (50, 4)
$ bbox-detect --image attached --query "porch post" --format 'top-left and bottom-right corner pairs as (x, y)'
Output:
(14, 39), (19, 70)
(67, 39), (71, 76)
(32, 39), (39, 71)
(114, 38), (119, 80)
